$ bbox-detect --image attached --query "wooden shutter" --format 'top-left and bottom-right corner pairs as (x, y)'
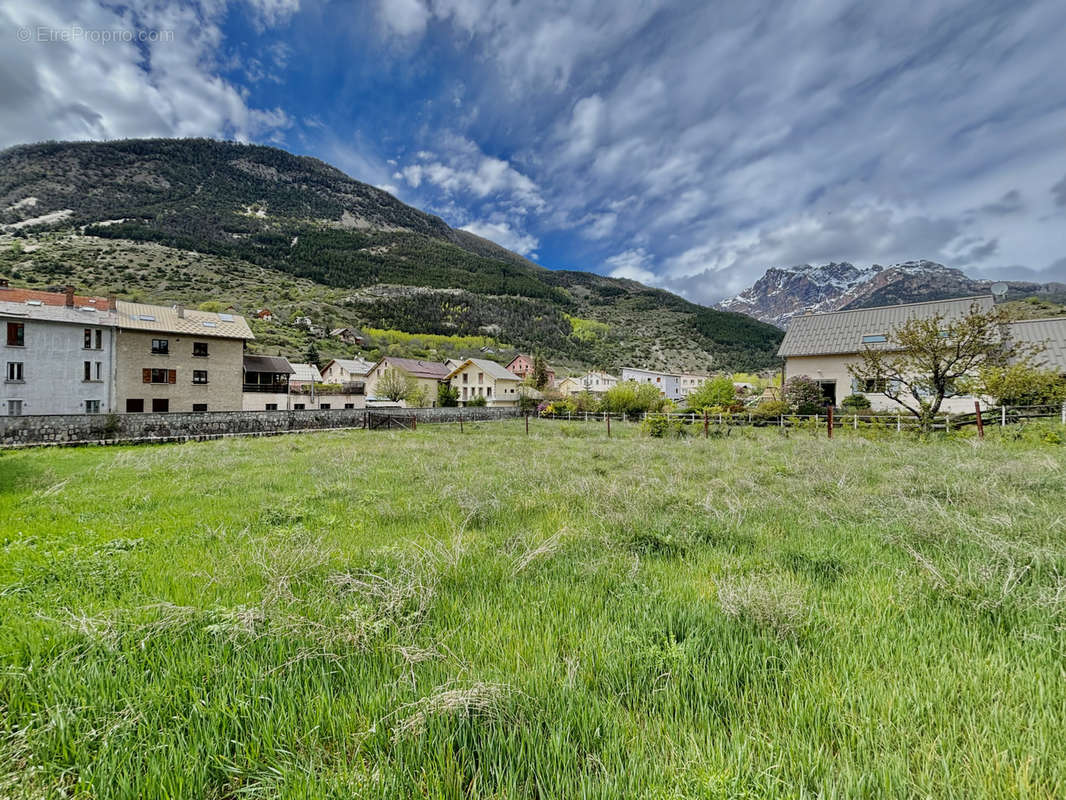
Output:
(142, 368), (151, 383)
(168, 369), (177, 384)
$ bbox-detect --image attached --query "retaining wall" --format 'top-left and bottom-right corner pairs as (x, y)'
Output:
(0, 406), (520, 447)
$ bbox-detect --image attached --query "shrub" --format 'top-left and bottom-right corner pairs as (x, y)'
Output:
(840, 393), (871, 411)
(603, 381), (669, 415)
(465, 395), (487, 407)
(437, 383), (459, 407)
(751, 400), (790, 420)
(687, 376), (736, 410)
(717, 574), (807, 638)
(784, 375), (824, 414)
(976, 364), (1066, 407)
(641, 416), (688, 438)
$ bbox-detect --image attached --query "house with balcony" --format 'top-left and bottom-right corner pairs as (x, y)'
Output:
(1, 282), (117, 416)
(621, 367), (682, 401)
(365, 357), (450, 405)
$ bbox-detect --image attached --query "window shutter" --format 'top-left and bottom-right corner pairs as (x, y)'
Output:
(142, 368), (151, 383)
(168, 369), (177, 384)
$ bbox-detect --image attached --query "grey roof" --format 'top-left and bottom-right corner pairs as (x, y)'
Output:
(380, 357), (452, 380)
(1008, 317), (1066, 372)
(117, 301), (253, 340)
(323, 357), (374, 376)
(243, 354), (294, 374)
(289, 362), (323, 382)
(445, 358), (521, 381)
(0, 298), (117, 326)
(777, 295), (995, 357)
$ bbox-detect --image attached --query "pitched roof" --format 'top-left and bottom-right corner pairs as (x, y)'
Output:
(445, 358), (521, 381)
(117, 301), (254, 340)
(382, 357), (451, 379)
(289, 362), (323, 382)
(323, 357), (374, 376)
(0, 297), (117, 326)
(777, 295), (994, 357)
(243, 354), (294, 374)
(1008, 317), (1066, 372)
(0, 286), (112, 308)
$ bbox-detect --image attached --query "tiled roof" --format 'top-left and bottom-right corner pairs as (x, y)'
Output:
(1008, 317), (1066, 372)
(243, 355), (294, 374)
(777, 295), (994, 357)
(0, 286), (111, 308)
(290, 362), (323, 382)
(116, 301), (254, 340)
(445, 358), (521, 381)
(383, 357), (451, 379)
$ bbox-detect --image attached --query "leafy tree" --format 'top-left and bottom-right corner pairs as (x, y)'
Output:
(377, 367), (412, 402)
(687, 376), (736, 410)
(465, 394), (487, 407)
(437, 382), (459, 407)
(197, 300), (224, 312)
(603, 381), (669, 415)
(406, 384), (431, 408)
(974, 364), (1066, 407)
(847, 304), (1041, 431)
(572, 390), (600, 412)
(532, 354), (550, 390)
(784, 375), (824, 414)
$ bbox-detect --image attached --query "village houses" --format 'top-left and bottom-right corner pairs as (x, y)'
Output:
(320, 357), (374, 384)
(506, 353), (555, 385)
(446, 358), (522, 406)
(621, 367), (683, 401)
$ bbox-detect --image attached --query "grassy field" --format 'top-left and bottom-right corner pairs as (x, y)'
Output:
(2, 420), (1065, 798)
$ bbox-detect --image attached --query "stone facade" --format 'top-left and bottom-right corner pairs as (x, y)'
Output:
(0, 406), (520, 447)
(115, 329), (245, 413)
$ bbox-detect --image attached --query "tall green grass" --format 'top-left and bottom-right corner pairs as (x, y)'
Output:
(1, 421), (1064, 798)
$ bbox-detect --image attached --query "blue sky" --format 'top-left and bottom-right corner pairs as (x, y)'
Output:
(3, 0), (1066, 304)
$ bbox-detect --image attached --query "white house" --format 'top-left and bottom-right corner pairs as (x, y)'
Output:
(321, 357), (374, 384)
(677, 373), (709, 398)
(575, 370), (619, 393)
(1, 284), (117, 416)
(621, 367), (682, 401)
(446, 358), (522, 406)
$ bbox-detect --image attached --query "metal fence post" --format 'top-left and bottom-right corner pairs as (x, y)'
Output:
(896, 413), (901, 433)
(854, 413), (858, 430)
(1061, 401), (1065, 425)
(1001, 405), (1006, 427)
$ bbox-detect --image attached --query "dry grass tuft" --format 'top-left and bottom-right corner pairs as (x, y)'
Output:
(717, 574), (808, 638)
(391, 681), (515, 741)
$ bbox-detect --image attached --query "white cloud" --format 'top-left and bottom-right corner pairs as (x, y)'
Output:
(605, 248), (657, 284)
(461, 220), (538, 256)
(377, 0), (429, 37)
(0, 0), (292, 148)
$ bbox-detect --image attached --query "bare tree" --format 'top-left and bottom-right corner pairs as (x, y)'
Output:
(377, 367), (413, 402)
(847, 303), (1041, 431)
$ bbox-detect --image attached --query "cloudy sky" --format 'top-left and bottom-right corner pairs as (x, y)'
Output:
(2, 0), (1066, 303)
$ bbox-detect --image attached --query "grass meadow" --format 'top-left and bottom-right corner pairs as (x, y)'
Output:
(1, 419), (1065, 798)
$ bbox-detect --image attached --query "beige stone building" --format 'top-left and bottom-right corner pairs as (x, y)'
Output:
(365, 357), (450, 406)
(446, 358), (522, 406)
(778, 295), (995, 412)
(115, 301), (253, 413)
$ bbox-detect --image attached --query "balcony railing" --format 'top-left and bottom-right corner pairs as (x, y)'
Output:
(243, 383), (289, 393)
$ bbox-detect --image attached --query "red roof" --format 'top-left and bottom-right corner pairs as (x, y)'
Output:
(0, 286), (110, 308)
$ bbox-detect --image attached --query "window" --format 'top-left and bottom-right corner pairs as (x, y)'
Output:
(126, 399), (144, 413)
(143, 368), (176, 384)
(95, 362), (102, 381)
(344, 403), (354, 409)
(486, 386), (492, 397)
(152, 399), (169, 413)
(84, 328), (93, 348)
(192, 403), (207, 412)
(7, 399), (22, 416)
(861, 334), (887, 344)
(84, 361), (92, 381)
(862, 378), (888, 393)
(151, 338), (169, 354)
(82, 328), (103, 349)
(265, 403), (278, 411)
(463, 373), (468, 384)
(192, 342), (209, 357)
(7, 322), (24, 346)
(320, 403), (331, 409)
(192, 370), (208, 384)
(96, 329), (103, 350)
(293, 403), (305, 410)
(478, 372), (484, 384)
(6, 362), (23, 381)
(85, 400), (100, 414)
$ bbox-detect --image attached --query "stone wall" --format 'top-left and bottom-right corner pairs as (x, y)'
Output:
(0, 406), (520, 447)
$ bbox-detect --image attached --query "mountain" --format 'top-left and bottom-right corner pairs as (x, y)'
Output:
(718, 259), (1066, 327)
(0, 138), (783, 372)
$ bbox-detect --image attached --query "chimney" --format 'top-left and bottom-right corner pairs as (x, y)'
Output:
(108, 294), (117, 311)
(64, 286), (75, 308)
(175, 304), (185, 319)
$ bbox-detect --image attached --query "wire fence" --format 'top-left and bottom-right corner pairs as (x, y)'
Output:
(535, 403), (1066, 434)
